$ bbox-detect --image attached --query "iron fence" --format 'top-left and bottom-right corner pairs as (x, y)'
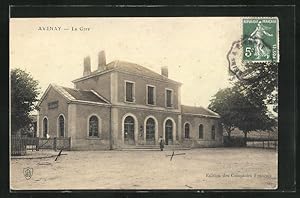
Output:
(11, 136), (71, 156)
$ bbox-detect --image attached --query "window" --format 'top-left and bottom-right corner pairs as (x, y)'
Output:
(125, 81), (135, 102)
(146, 118), (155, 143)
(165, 119), (173, 145)
(199, 124), (204, 139)
(89, 116), (99, 137)
(211, 125), (215, 140)
(124, 116), (135, 144)
(184, 123), (190, 138)
(147, 85), (155, 105)
(48, 101), (58, 109)
(43, 117), (48, 138)
(166, 89), (173, 107)
(58, 115), (65, 137)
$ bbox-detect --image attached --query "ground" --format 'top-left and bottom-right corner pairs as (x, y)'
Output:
(10, 148), (277, 190)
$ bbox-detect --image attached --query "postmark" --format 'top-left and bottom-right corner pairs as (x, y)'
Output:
(23, 167), (33, 180)
(227, 17), (279, 81)
(227, 38), (263, 81)
(242, 17), (279, 62)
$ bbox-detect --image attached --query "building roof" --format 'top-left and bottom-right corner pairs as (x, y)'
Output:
(37, 84), (110, 107)
(181, 105), (220, 118)
(62, 87), (108, 103)
(72, 60), (181, 85)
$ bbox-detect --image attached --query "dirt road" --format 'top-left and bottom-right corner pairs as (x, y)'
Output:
(10, 148), (277, 190)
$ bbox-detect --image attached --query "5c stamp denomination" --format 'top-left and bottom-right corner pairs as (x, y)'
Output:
(242, 17), (279, 62)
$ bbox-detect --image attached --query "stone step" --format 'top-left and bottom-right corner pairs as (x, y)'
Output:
(120, 145), (191, 151)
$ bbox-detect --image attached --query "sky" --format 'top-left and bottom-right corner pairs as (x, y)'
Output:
(10, 17), (242, 107)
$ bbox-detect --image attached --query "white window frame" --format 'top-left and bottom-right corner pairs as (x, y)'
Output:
(165, 88), (174, 108)
(143, 115), (159, 143)
(183, 121), (191, 139)
(87, 114), (102, 138)
(162, 117), (176, 143)
(124, 80), (136, 103)
(121, 113), (138, 143)
(146, 84), (156, 106)
(42, 116), (49, 138)
(57, 114), (66, 137)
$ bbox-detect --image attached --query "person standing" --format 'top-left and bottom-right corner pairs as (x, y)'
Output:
(158, 136), (165, 151)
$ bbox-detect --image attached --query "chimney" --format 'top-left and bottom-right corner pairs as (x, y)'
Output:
(161, 66), (168, 77)
(83, 56), (91, 76)
(98, 50), (106, 71)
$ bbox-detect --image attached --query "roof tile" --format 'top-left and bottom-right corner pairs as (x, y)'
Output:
(181, 105), (219, 117)
(60, 86), (108, 104)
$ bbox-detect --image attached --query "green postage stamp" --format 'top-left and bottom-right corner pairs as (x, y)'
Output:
(242, 17), (279, 62)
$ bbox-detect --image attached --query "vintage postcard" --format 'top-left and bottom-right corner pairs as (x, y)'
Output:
(10, 17), (278, 190)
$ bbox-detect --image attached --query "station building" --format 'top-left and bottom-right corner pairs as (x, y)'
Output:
(37, 51), (223, 150)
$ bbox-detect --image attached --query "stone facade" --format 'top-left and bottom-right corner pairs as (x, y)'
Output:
(38, 86), (69, 138)
(38, 53), (223, 150)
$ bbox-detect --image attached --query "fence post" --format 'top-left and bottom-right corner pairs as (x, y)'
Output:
(36, 138), (39, 151)
(31, 137), (34, 151)
(53, 137), (57, 151)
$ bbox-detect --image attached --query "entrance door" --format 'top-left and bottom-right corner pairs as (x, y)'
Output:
(124, 116), (135, 145)
(146, 118), (155, 145)
(165, 119), (173, 145)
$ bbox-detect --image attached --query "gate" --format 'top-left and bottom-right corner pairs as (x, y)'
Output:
(11, 136), (71, 156)
(11, 135), (27, 156)
(39, 137), (71, 151)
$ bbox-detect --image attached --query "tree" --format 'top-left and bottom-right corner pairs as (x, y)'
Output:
(208, 86), (275, 140)
(231, 62), (278, 114)
(208, 88), (240, 138)
(11, 68), (40, 134)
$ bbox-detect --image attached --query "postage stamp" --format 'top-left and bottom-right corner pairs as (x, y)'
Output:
(227, 17), (279, 81)
(242, 17), (279, 62)
(10, 16), (279, 190)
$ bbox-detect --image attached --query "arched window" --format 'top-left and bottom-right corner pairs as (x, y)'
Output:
(43, 117), (48, 138)
(89, 116), (99, 137)
(146, 118), (155, 143)
(184, 123), (190, 139)
(199, 124), (204, 139)
(124, 116), (135, 144)
(58, 115), (65, 137)
(211, 125), (216, 140)
(165, 119), (173, 145)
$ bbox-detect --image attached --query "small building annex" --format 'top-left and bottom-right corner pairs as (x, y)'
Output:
(37, 51), (223, 150)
